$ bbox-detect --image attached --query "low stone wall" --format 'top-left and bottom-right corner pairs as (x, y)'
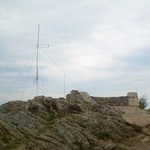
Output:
(92, 92), (139, 106)
(92, 96), (128, 106)
(66, 90), (139, 107)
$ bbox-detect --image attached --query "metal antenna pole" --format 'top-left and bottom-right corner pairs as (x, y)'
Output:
(64, 73), (66, 98)
(36, 24), (40, 96)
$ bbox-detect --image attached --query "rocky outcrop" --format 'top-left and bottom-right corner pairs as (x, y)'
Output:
(115, 106), (150, 127)
(0, 95), (149, 150)
(66, 90), (96, 104)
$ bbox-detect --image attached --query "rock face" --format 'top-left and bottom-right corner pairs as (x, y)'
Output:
(66, 90), (96, 104)
(0, 95), (149, 150)
(115, 106), (150, 127)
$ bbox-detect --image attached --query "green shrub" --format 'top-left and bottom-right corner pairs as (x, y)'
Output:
(24, 133), (31, 140)
(5, 143), (18, 149)
(139, 94), (148, 109)
(1, 135), (10, 143)
(48, 109), (55, 120)
(96, 131), (109, 140)
(131, 123), (142, 133)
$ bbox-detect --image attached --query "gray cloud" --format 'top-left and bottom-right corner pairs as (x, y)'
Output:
(0, 0), (150, 108)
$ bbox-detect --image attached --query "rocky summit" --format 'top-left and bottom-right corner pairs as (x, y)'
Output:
(0, 94), (150, 150)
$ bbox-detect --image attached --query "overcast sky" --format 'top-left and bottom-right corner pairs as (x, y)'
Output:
(0, 0), (150, 108)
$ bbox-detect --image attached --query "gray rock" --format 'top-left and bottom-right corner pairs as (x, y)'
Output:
(0, 94), (149, 149)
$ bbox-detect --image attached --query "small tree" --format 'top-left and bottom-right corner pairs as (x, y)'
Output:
(138, 94), (148, 109)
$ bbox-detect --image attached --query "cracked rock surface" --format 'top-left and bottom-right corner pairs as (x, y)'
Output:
(0, 96), (149, 150)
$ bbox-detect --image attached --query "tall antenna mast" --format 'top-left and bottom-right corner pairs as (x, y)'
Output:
(35, 24), (40, 96)
(64, 73), (66, 98)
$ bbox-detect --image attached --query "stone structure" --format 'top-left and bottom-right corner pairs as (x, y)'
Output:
(67, 90), (139, 107)
(92, 92), (139, 106)
(92, 96), (128, 106)
(127, 92), (139, 106)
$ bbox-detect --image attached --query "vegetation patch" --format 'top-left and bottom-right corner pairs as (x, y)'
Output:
(4, 143), (19, 149)
(48, 109), (56, 120)
(24, 133), (32, 140)
(0, 139), (24, 150)
(138, 94), (148, 109)
(131, 123), (142, 133)
(0, 135), (11, 143)
(96, 131), (109, 140)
